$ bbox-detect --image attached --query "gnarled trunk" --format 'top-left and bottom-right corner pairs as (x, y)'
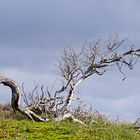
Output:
(0, 76), (46, 122)
(0, 76), (84, 124)
(0, 76), (20, 111)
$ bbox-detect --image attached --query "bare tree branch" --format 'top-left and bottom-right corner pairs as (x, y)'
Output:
(0, 34), (140, 124)
(56, 35), (140, 113)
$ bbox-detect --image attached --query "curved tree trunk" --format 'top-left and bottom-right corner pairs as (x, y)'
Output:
(0, 76), (84, 124)
(0, 76), (46, 122)
(0, 76), (20, 111)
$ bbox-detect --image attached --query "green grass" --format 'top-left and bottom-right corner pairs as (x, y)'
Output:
(0, 118), (140, 140)
(0, 104), (140, 140)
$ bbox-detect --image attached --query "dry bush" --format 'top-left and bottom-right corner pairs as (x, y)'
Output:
(71, 102), (108, 125)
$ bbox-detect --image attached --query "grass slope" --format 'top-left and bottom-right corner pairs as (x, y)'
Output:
(0, 118), (140, 140)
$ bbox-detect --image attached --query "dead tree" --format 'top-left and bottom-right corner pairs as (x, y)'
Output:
(56, 36), (140, 114)
(0, 34), (140, 123)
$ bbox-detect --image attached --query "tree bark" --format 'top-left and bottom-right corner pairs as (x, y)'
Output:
(0, 76), (20, 111)
(0, 76), (84, 124)
(0, 76), (46, 122)
(61, 78), (84, 112)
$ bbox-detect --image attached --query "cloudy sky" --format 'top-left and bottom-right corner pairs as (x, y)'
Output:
(0, 0), (140, 122)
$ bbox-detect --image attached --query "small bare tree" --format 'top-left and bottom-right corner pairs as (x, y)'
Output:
(0, 34), (140, 123)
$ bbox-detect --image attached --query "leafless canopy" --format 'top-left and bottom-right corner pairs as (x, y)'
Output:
(56, 35), (140, 113)
(0, 34), (140, 123)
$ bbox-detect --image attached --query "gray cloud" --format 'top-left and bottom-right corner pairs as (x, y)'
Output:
(0, 47), (57, 73)
(0, 0), (140, 121)
(0, 0), (140, 48)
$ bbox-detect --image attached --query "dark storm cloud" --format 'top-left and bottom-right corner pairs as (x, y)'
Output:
(0, 0), (139, 48)
(0, 47), (57, 73)
(0, 0), (140, 74)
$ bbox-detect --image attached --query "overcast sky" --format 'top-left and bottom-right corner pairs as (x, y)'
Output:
(0, 0), (140, 122)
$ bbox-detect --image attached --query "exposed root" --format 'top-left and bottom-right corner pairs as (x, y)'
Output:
(55, 113), (85, 125)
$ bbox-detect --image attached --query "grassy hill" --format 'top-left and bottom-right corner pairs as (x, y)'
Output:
(0, 118), (140, 140)
(0, 104), (140, 140)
